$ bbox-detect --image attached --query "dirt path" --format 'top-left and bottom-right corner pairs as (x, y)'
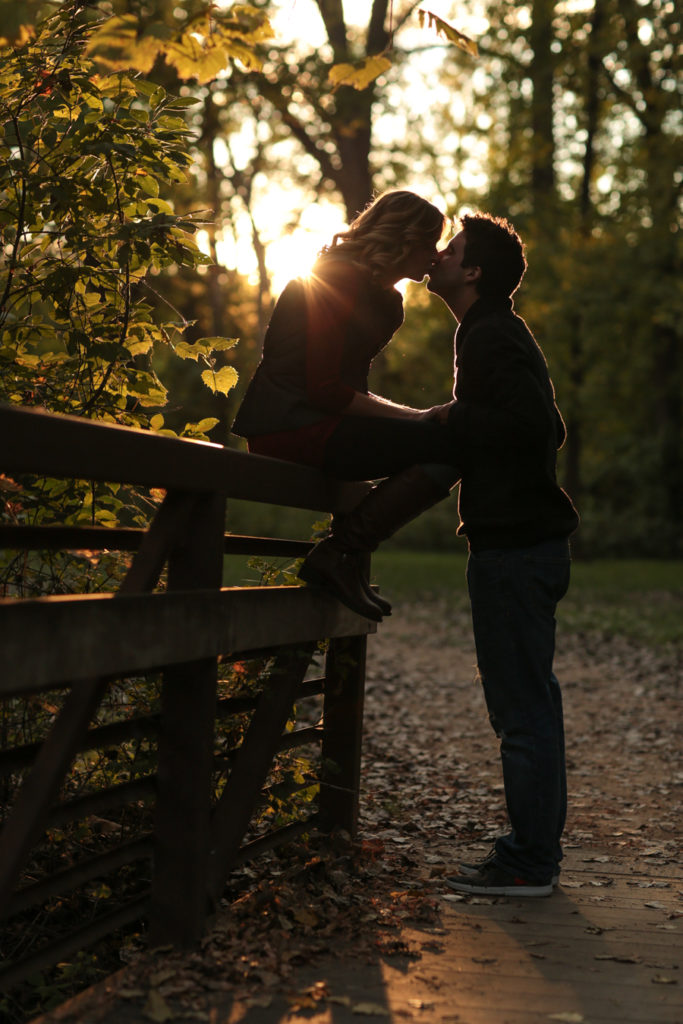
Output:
(32, 599), (682, 1024)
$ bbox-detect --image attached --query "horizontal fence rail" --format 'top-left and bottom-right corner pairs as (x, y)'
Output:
(0, 402), (375, 992)
(0, 404), (367, 511)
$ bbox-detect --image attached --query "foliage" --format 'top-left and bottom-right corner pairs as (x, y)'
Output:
(0, 0), (243, 592)
(84, 1), (273, 82)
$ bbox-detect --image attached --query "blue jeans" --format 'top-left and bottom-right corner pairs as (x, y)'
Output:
(466, 539), (571, 882)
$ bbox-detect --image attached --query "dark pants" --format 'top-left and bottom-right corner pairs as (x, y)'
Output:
(466, 538), (571, 881)
(322, 415), (459, 482)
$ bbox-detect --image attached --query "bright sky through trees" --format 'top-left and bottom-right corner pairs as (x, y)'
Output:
(203, 0), (487, 293)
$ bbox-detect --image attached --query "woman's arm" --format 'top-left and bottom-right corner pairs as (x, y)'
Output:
(346, 391), (450, 422)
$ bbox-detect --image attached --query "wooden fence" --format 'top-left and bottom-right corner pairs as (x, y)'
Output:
(0, 404), (376, 991)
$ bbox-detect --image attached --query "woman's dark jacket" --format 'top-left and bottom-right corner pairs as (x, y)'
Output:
(232, 254), (404, 439)
(449, 295), (579, 551)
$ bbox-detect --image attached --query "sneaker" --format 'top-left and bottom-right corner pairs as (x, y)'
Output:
(459, 850), (560, 887)
(445, 862), (553, 897)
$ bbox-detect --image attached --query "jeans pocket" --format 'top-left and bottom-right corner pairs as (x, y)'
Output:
(523, 556), (571, 605)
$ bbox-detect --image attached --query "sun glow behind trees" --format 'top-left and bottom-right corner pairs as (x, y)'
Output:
(200, 0), (488, 293)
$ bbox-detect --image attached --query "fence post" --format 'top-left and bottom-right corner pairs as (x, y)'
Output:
(318, 626), (368, 836)
(148, 491), (225, 947)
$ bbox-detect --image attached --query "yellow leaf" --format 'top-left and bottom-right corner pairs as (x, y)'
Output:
(418, 9), (479, 57)
(329, 54), (392, 92)
(85, 15), (166, 73)
(201, 365), (238, 395)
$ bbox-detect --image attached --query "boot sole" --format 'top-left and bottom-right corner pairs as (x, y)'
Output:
(298, 565), (383, 622)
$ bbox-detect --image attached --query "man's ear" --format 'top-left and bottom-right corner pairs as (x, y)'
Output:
(466, 264), (482, 284)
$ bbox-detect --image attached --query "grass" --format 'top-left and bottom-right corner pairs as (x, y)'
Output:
(222, 544), (682, 648)
(371, 550), (683, 648)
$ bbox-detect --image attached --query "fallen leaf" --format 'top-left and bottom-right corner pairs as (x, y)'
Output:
(150, 969), (176, 986)
(652, 974), (678, 985)
(143, 990), (174, 1022)
(408, 998), (435, 1009)
(352, 1003), (390, 1016)
(293, 905), (319, 926)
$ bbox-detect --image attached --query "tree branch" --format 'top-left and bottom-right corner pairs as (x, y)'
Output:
(315, 0), (348, 58)
(254, 78), (340, 186)
(367, 0), (391, 53)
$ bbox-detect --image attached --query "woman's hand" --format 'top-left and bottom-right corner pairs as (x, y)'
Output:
(414, 401), (456, 424)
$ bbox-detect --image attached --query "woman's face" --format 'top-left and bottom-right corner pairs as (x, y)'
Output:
(391, 237), (440, 283)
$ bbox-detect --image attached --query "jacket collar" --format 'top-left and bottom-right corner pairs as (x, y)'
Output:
(457, 294), (514, 346)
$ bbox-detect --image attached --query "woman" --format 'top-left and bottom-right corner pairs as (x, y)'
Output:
(232, 191), (459, 620)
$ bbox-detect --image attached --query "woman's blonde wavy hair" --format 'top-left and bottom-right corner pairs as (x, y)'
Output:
(322, 190), (447, 280)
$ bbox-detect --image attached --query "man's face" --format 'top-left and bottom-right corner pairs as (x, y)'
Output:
(427, 230), (468, 297)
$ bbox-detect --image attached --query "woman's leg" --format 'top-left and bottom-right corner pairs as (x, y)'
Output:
(301, 417), (461, 619)
(321, 415), (458, 479)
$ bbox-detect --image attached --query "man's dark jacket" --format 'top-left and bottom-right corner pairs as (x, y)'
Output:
(448, 295), (579, 551)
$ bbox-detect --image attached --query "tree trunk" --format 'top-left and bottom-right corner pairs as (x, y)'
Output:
(529, 0), (556, 218)
(563, 0), (606, 533)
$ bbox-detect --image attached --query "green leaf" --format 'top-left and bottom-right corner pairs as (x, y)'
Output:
(163, 96), (202, 109)
(201, 365), (238, 395)
(195, 336), (238, 351)
(173, 340), (200, 360)
(196, 417), (219, 432)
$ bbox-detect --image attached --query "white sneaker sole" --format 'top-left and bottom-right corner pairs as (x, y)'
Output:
(446, 876), (553, 897)
(459, 862), (560, 886)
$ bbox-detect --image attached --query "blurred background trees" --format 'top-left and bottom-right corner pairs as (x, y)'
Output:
(2, 0), (680, 556)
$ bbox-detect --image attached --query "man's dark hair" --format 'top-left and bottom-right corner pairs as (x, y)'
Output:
(461, 213), (527, 297)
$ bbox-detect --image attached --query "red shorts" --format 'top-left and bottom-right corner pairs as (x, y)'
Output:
(248, 416), (341, 468)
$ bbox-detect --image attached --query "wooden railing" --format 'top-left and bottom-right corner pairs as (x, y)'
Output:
(0, 404), (375, 990)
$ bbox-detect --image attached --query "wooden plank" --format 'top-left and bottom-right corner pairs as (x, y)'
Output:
(0, 895), (149, 993)
(46, 778), (155, 829)
(0, 525), (146, 551)
(318, 634), (368, 835)
(0, 491), (190, 918)
(8, 837), (152, 916)
(0, 712), (160, 774)
(0, 525), (313, 559)
(206, 644), (315, 906)
(0, 404), (369, 512)
(0, 587), (376, 696)
(149, 493), (225, 948)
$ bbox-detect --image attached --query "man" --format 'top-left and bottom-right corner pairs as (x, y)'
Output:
(427, 213), (579, 896)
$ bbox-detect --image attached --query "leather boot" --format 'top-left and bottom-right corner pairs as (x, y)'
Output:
(299, 542), (385, 621)
(299, 465), (455, 619)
